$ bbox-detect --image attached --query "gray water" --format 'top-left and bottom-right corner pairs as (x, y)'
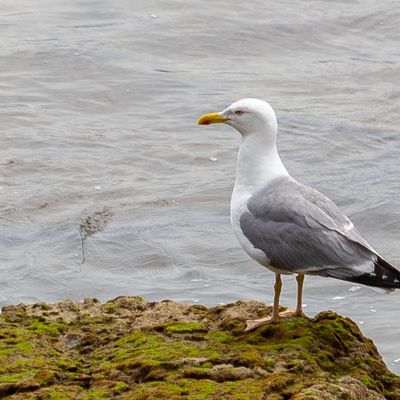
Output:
(1, 0), (400, 372)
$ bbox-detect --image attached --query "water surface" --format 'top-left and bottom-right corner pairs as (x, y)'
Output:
(1, 0), (400, 372)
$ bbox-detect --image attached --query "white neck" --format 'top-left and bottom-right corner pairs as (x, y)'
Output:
(233, 131), (289, 198)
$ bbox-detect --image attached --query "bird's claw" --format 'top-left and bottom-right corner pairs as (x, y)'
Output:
(245, 308), (301, 332)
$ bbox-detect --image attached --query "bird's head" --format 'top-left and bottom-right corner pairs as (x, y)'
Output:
(197, 98), (278, 137)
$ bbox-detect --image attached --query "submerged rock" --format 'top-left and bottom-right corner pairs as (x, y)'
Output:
(0, 297), (399, 399)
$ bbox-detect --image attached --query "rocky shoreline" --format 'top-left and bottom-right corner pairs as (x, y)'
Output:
(0, 296), (399, 399)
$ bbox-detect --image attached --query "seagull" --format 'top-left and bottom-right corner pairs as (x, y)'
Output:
(198, 98), (400, 331)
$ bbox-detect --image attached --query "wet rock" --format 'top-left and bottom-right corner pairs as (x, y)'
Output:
(0, 297), (399, 399)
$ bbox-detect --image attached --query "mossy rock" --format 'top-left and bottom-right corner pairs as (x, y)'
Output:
(0, 297), (399, 399)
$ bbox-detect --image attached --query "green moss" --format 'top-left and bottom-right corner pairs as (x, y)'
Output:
(264, 357), (276, 370)
(208, 331), (233, 343)
(186, 380), (216, 399)
(0, 370), (35, 383)
(28, 320), (66, 337)
(48, 394), (72, 400)
(38, 303), (51, 311)
(112, 331), (220, 363)
(317, 350), (336, 370)
(217, 379), (265, 399)
(302, 388), (318, 395)
(104, 302), (116, 312)
(0, 299), (398, 399)
(362, 377), (370, 386)
(113, 381), (129, 393)
(55, 359), (79, 371)
(83, 389), (109, 399)
(41, 386), (83, 399)
(0, 337), (34, 356)
(0, 327), (29, 337)
(165, 321), (205, 334)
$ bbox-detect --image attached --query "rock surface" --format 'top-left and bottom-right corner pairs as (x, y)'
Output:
(0, 296), (399, 399)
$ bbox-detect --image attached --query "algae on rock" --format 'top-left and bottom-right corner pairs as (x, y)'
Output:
(0, 297), (399, 399)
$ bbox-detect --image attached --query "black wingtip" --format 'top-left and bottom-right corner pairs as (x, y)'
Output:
(345, 257), (400, 290)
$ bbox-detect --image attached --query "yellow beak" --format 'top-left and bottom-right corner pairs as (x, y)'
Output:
(197, 112), (228, 125)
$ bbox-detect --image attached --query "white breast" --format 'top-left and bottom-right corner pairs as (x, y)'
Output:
(230, 188), (272, 267)
(228, 124), (291, 273)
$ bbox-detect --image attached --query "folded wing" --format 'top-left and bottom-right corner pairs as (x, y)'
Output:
(240, 177), (400, 289)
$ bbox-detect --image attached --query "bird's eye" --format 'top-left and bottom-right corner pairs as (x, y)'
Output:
(235, 110), (244, 116)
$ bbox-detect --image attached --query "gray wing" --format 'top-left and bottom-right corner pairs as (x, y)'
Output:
(240, 177), (400, 288)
